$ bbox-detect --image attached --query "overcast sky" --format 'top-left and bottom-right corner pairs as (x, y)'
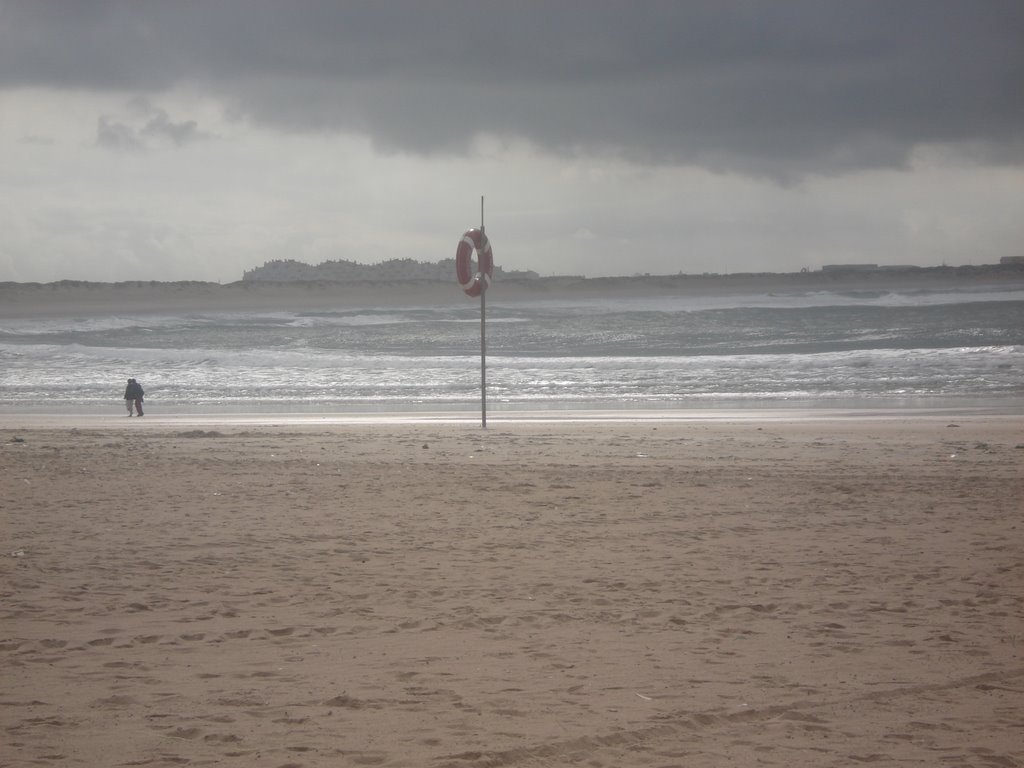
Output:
(1, 0), (1022, 283)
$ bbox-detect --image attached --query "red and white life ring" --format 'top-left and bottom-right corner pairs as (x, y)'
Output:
(455, 228), (494, 298)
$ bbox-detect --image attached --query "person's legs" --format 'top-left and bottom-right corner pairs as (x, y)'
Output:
(135, 398), (144, 416)
(126, 400), (133, 416)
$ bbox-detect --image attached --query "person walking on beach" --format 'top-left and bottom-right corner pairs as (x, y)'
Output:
(124, 378), (144, 417)
(132, 378), (145, 416)
(123, 378), (135, 416)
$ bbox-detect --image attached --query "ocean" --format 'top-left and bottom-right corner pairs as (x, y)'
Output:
(1, 287), (1022, 415)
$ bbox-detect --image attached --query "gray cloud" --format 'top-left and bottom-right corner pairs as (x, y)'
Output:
(3, 0), (1023, 178)
(95, 100), (205, 151)
(96, 116), (142, 151)
(139, 106), (202, 147)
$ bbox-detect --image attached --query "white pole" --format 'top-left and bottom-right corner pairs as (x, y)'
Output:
(480, 195), (487, 429)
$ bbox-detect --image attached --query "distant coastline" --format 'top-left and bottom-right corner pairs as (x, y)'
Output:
(2, 262), (1022, 318)
(242, 256), (539, 282)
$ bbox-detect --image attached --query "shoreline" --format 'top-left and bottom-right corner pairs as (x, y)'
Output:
(3, 404), (1023, 430)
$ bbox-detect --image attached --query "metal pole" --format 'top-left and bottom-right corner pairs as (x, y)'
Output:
(480, 195), (487, 429)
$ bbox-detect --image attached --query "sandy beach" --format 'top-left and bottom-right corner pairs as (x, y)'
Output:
(2, 415), (1022, 767)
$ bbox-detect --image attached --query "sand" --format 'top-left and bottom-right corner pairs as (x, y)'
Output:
(2, 416), (1022, 767)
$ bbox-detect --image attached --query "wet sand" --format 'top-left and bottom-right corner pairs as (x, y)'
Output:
(2, 416), (1022, 767)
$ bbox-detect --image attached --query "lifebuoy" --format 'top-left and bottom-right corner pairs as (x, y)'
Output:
(455, 228), (494, 298)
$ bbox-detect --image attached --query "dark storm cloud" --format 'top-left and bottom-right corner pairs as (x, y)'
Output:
(3, 0), (1022, 176)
